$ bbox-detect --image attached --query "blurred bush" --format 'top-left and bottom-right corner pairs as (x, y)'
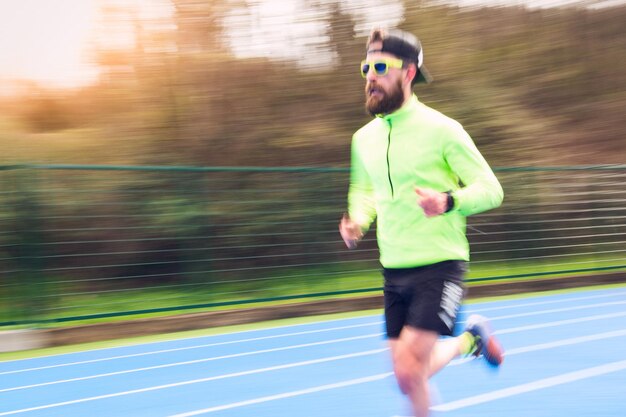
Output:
(0, 0), (624, 167)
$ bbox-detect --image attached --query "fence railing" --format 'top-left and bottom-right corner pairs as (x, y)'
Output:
(1, 164), (624, 326)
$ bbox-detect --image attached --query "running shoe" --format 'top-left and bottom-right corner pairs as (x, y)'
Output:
(465, 314), (504, 367)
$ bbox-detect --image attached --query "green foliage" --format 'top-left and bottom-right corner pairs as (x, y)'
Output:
(2, 2), (624, 166)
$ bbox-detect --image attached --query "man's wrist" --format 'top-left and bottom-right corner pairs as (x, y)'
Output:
(444, 191), (455, 213)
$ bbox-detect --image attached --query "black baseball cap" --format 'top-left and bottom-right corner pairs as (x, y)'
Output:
(366, 28), (433, 84)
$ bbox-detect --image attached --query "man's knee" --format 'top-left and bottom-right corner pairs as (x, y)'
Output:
(393, 349), (429, 394)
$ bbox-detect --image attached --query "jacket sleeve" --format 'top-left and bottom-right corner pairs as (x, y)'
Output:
(443, 124), (504, 216)
(348, 136), (377, 230)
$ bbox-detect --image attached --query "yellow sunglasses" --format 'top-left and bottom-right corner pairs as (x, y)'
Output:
(360, 58), (404, 78)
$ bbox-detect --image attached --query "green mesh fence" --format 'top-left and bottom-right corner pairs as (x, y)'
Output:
(1, 164), (624, 326)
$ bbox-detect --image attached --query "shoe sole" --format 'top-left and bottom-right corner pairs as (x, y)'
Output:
(467, 314), (504, 367)
(484, 336), (504, 366)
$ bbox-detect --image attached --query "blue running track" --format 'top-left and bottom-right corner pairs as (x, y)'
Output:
(1, 286), (625, 416)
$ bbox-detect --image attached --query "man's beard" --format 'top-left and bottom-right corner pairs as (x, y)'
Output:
(365, 78), (404, 116)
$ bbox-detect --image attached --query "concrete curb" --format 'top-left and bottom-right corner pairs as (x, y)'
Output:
(0, 329), (50, 353)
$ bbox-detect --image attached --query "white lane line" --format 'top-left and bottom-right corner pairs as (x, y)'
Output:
(494, 311), (626, 335)
(503, 329), (626, 356)
(171, 358), (626, 416)
(0, 348), (388, 416)
(167, 373), (395, 417)
(459, 300), (626, 324)
(0, 321), (383, 376)
(431, 359), (626, 412)
(467, 289), (626, 314)
(0, 333), (384, 393)
(0, 314), (382, 366)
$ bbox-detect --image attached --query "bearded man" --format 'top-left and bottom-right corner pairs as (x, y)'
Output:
(339, 27), (505, 417)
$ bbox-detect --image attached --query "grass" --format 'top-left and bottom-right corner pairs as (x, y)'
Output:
(1, 255), (623, 330)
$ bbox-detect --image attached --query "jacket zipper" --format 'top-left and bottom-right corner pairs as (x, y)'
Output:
(386, 119), (394, 198)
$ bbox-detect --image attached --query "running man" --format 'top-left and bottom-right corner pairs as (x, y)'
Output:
(339, 27), (505, 417)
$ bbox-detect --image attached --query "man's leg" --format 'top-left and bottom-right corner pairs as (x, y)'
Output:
(424, 316), (505, 377)
(429, 331), (477, 375)
(389, 326), (479, 417)
(389, 326), (438, 417)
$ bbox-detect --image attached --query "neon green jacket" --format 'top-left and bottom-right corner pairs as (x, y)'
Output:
(348, 95), (503, 268)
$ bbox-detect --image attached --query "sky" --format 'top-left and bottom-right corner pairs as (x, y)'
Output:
(0, 0), (171, 92)
(0, 0), (100, 89)
(0, 0), (622, 92)
(444, 0), (622, 6)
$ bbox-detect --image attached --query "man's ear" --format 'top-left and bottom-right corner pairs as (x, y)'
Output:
(405, 63), (417, 86)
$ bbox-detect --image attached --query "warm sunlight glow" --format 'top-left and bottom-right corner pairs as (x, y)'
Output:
(0, 0), (100, 89)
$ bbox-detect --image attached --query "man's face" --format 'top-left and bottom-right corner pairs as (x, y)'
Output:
(363, 42), (406, 116)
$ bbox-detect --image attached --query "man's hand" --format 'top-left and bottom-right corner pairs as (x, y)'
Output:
(339, 213), (364, 249)
(415, 187), (449, 217)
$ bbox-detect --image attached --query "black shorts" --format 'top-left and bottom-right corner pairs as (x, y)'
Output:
(383, 260), (467, 338)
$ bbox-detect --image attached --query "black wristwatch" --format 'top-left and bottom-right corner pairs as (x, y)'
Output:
(444, 191), (455, 213)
